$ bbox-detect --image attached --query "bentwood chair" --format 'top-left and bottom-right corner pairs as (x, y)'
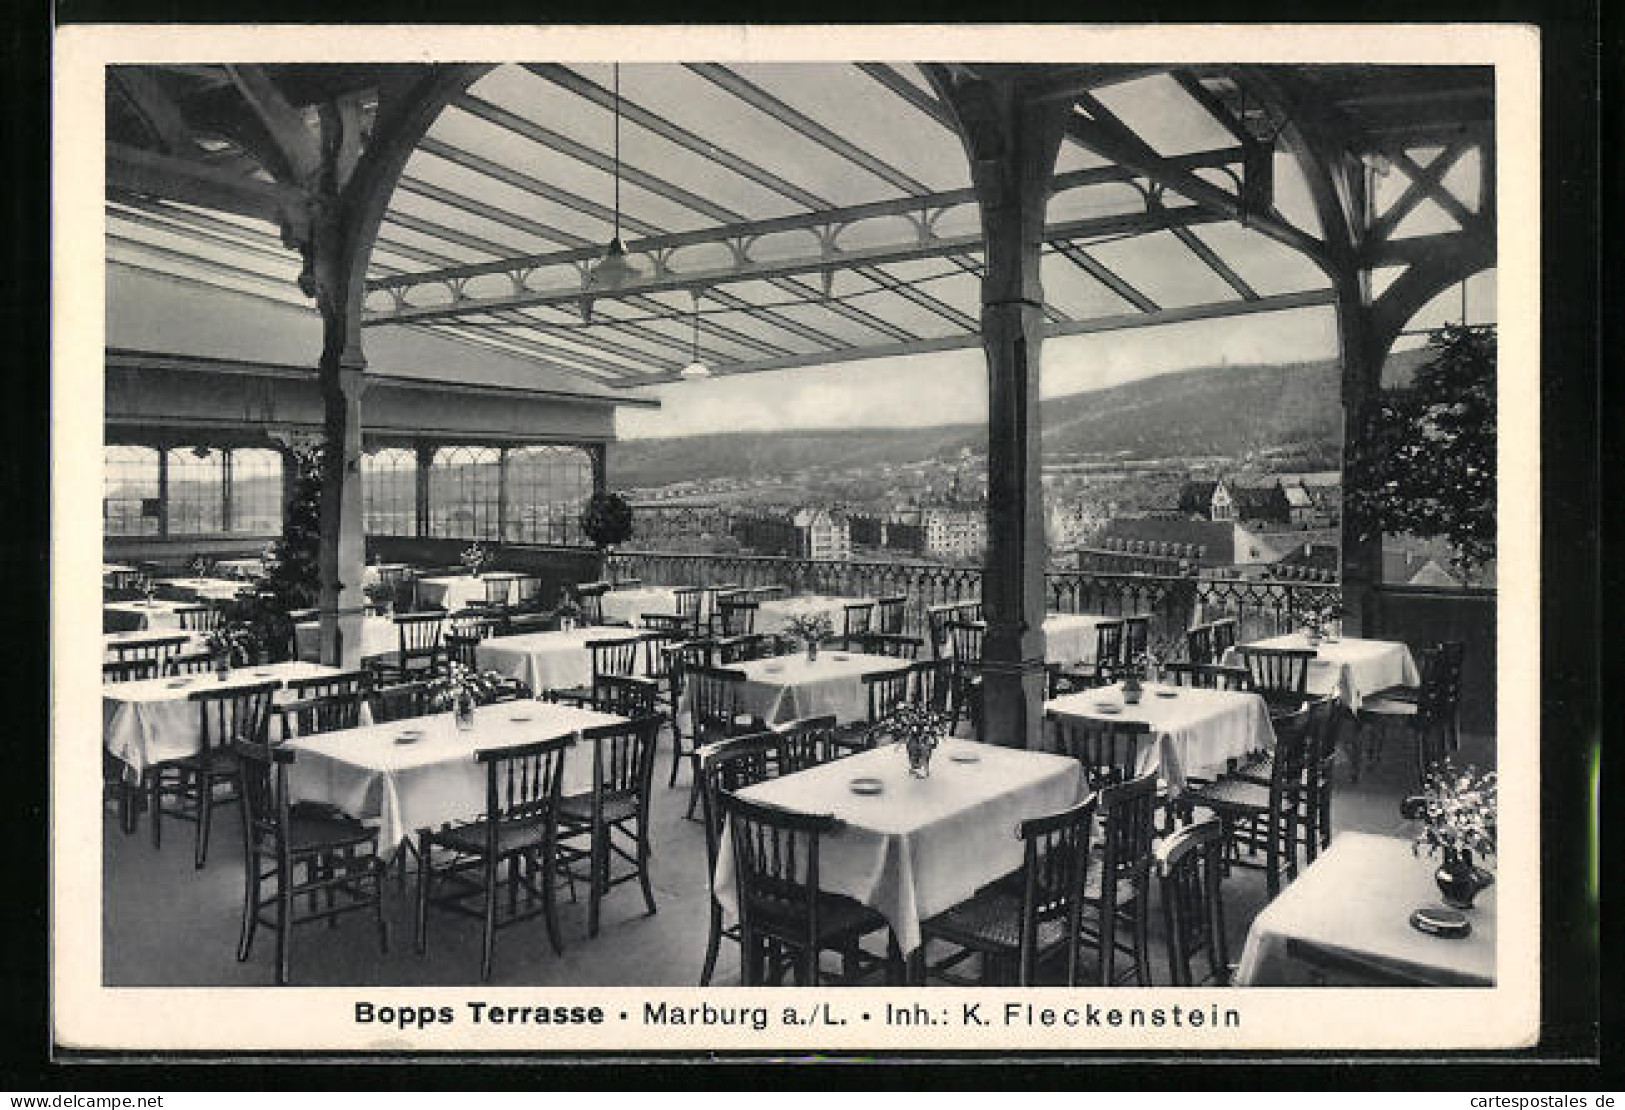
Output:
(234, 739), (387, 985)
(557, 715), (663, 937)
(1358, 645), (1461, 787)
(1048, 714), (1152, 792)
(1234, 646), (1315, 718)
(1046, 619), (1124, 698)
(774, 715), (842, 773)
(875, 595), (908, 635)
(1161, 662), (1253, 691)
(591, 674), (660, 719)
(696, 731), (783, 986)
(108, 633), (189, 669)
(672, 587), (705, 636)
(841, 602), (875, 646)
(1185, 624), (1216, 666)
(717, 597), (759, 638)
(103, 658), (158, 684)
(945, 621), (986, 741)
(416, 734), (572, 982)
(1209, 618), (1239, 659)
(366, 680), (437, 724)
(146, 680), (277, 869)
(1156, 818), (1232, 986)
(719, 792), (892, 986)
(848, 632), (922, 660)
(177, 604), (222, 633)
(1076, 771), (1159, 986)
(371, 612), (445, 684)
(551, 635), (643, 707)
(912, 795), (1099, 986)
(575, 582), (609, 625)
(684, 664), (750, 819)
(274, 690), (364, 743)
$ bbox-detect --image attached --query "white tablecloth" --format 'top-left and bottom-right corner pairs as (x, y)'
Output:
(417, 572), (523, 611)
(475, 628), (649, 695)
(1044, 682), (1276, 793)
(714, 738), (1084, 955)
(1225, 633), (1421, 712)
(755, 595), (875, 637)
(103, 629), (207, 662)
(1235, 832), (1495, 986)
(162, 577), (249, 603)
(102, 661), (351, 778)
(294, 616), (401, 662)
(286, 700), (623, 857)
(1043, 613), (1124, 666)
(363, 563), (410, 588)
(599, 587), (684, 627)
(213, 558), (268, 580)
(103, 600), (196, 632)
(707, 650), (912, 726)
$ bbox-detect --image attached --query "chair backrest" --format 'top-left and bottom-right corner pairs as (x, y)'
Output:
(444, 631), (483, 669)
(475, 734), (571, 842)
(103, 658), (157, 683)
(1235, 645), (1314, 705)
(775, 715), (840, 774)
(190, 680), (277, 757)
(841, 602), (874, 640)
(576, 581), (609, 624)
(638, 631), (682, 680)
(1161, 662), (1253, 691)
(165, 651), (214, 676)
(592, 673), (659, 718)
(1097, 771), (1160, 900)
(875, 594), (908, 635)
(1121, 616), (1150, 663)
(512, 575), (543, 608)
(109, 633), (189, 665)
(639, 612), (691, 639)
(581, 714), (662, 809)
(1092, 620), (1124, 670)
(1265, 702), (1314, 842)
(276, 690), (364, 741)
(233, 738), (296, 858)
(1209, 618), (1239, 657)
(862, 667), (914, 726)
(947, 620), (985, 664)
(718, 597), (758, 637)
(587, 636), (643, 681)
(1157, 817), (1231, 986)
(177, 605), (220, 632)
(697, 730), (783, 873)
(671, 587), (704, 631)
(448, 609), (499, 639)
(687, 663), (747, 743)
(367, 680), (438, 723)
(714, 633), (768, 665)
(925, 604), (959, 659)
(1417, 643), (1465, 724)
(284, 669), (369, 701)
(719, 791), (838, 964)
(1014, 794), (1100, 986)
(1185, 623), (1215, 666)
(1050, 715), (1152, 790)
(849, 632), (921, 660)
(910, 658), (956, 719)
(483, 577), (513, 607)
(394, 612), (445, 659)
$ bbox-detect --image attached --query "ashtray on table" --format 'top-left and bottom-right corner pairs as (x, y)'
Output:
(848, 777), (884, 795)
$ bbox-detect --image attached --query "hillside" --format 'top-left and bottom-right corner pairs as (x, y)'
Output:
(608, 350), (1430, 489)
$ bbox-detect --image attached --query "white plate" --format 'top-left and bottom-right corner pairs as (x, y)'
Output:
(1092, 703), (1122, 715)
(948, 751), (981, 764)
(395, 730), (425, 745)
(849, 777), (884, 795)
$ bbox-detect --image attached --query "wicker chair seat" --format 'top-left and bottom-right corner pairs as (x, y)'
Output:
(1184, 776), (1270, 811)
(283, 809), (378, 854)
(168, 746), (241, 774)
(558, 791), (639, 825)
(549, 685), (594, 705)
(432, 814), (552, 857)
(920, 888), (1070, 954)
(1359, 693), (1421, 716)
(745, 887), (885, 943)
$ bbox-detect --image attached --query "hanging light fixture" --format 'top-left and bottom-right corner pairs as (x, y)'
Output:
(679, 291), (711, 379)
(588, 63), (642, 290)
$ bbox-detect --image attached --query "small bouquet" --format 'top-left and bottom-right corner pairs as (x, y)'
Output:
(363, 579), (395, 612)
(204, 622), (258, 668)
(460, 543), (488, 577)
(427, 662), (511, 728)
(554, 586), (583, 629)
(138, 575), (157, 604)
(1412, 760), (1497, 862)
(784, 611), (835, 660)
(886, 701), (950, 778)
(189, 554), (214, 578)
(1297, 597), (1344, 642)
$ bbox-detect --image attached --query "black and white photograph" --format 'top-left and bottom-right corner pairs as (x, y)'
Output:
(51, 22), (1546, 1055)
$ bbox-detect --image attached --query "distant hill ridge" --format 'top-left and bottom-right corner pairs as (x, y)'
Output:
(608, 350), (1430, 490)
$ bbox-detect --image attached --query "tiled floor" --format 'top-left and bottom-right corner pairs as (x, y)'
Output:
(102, 722), (1495, 988)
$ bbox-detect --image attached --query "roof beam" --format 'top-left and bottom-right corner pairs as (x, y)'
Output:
(685, 63), (931, 196)
(946, 251), (1069, 323)
(853, 264), (979, 333)
(627, 287), (1336, 385)
(364, 207), (1228, 325)
(1051, 240), (1160, 313)
(855, 63), (956, 130)
(109, 68), (205, 157)
(394, 176), (593, 250)
(759, 276), (918, 344)
(222, 64), (323, 185)
(1168, 223), (1259, 301)
(107, 142), (308, 231)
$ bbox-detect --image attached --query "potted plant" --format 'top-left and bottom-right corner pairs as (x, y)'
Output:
(460, 542), (488, 578)
(581, 491), (635, 572)
(1411, 760), (1497, 909)
(1297, 598), (1343, 646)
(203, 622), (258, 680)
(555, 586), (583, 632)
(887, 701), (949, 779)
(784, 611), (834, 662)
(427, 663), (509, 731)
(363, 579), (395, 615)
(1121, 652), (1146, 704)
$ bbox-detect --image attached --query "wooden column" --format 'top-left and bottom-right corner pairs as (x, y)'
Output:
(931, 71), (1067, 749)
(414, 442), (434, 538)
(1334, 268), (1385, 638)
(316, 355), (367, 667)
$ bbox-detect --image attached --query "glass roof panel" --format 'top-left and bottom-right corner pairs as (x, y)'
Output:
(1178, 223), (1329, 296)
(402, 148), (613, 247)
(1055, 138), (1113, 173)
(374, 220), (492, 264)
(1082, 229), (1245, 308)
(1267, 150), (1323, 240)
(386, 189), (564, 257)
(1039, 250), (1137, 319)
(1090, 74), (1235, 157)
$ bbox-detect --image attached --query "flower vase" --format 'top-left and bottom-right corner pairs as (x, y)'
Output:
(1122, 675), (1143, 705)
(1305, 628), (1323, 647)
(905, 734), (937, 778)
(454, 691), (477, 731)
(1435, 849), (1493, 909)
(560, 615), (577, 633)
(806, 641), (819, 663)
(214, 655), (231, 682)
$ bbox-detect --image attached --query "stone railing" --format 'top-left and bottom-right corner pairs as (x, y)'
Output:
(605, 549), (1343, 657)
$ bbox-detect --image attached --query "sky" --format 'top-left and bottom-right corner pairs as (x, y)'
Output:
(615, 266), (1496, 441)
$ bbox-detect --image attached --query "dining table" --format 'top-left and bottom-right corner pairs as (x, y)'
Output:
(755, 594), (876, 637)
(1224, 632), (1421, 712)
(1044, 681), (1276, 793)
(1234, 832), (1495, 986)
(103, 598), (199, 633)
(103, 628), (207, 662)
(294, 615), (400, 662)
(212, 557), (268, 580)
(474, 627), (651, 696)
(416, 571), (524, 612)
(102, 660), (351, 779)
(940, 612), (1142, 666)
(160, 577), (251, 603)
(712, 737), (1085, 956)
(702, 649), (913, 727)
(598, 586), (689, 628)
(286, 699), (623, 858)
